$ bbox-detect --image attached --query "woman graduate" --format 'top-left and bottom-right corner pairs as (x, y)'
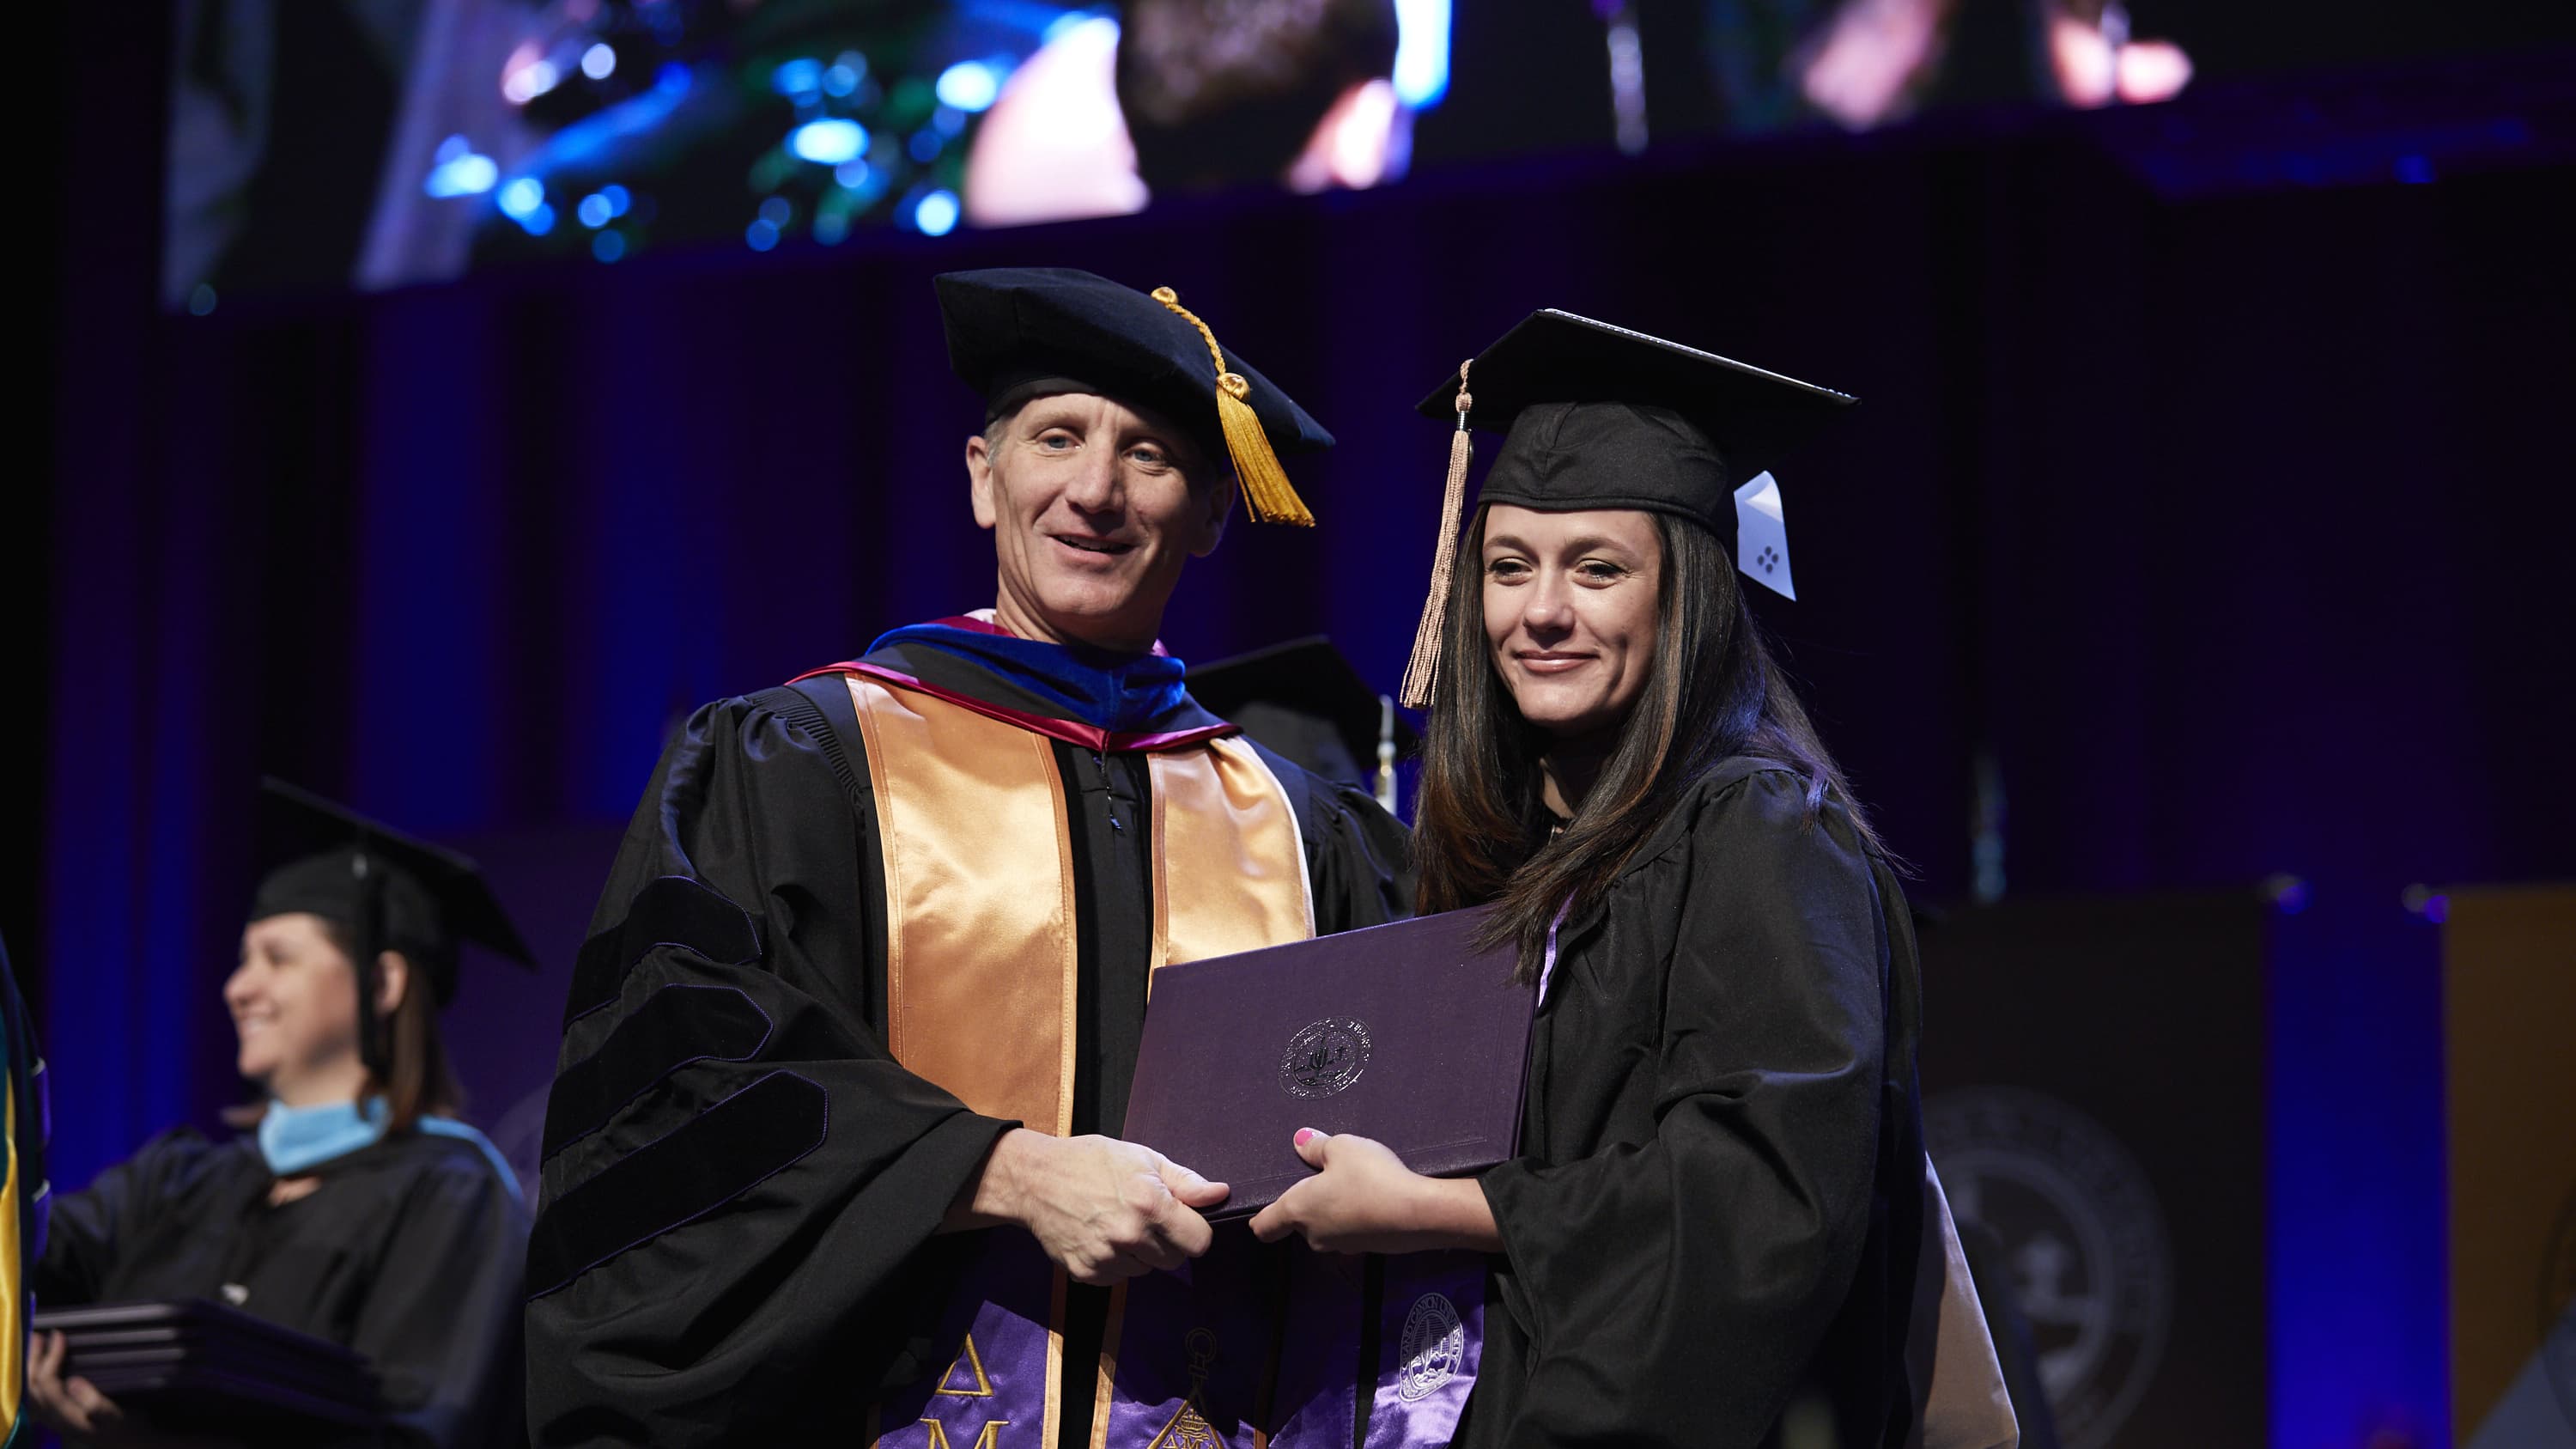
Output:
(27, 781), (533, 1448)
(1251, 313), (1961, 1447)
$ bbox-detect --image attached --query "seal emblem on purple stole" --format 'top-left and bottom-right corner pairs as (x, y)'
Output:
(1396, 1294), (1466, 1403)
(1279, 1019), (1371, 1099)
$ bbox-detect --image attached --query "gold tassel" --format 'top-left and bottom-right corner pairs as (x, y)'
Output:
(1399, 360), (1476, 709)
(1152, 287), (1315, 527)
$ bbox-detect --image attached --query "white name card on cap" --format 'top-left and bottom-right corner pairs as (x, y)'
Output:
(1734, 471), (1795, 601)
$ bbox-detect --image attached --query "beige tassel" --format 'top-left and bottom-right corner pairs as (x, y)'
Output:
(1400, 360), (1476, 709)
(1151, 287), (1315, 527)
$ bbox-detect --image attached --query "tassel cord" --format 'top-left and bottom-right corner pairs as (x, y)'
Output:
(1400, 362), (1477, 709)
(1151, 287), (1315, 527)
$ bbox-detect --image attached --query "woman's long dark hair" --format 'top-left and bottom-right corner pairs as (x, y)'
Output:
(1413, 505), (1889, 983)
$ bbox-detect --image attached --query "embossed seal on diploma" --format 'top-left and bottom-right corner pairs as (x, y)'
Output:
(1279, 1018), (1371, 1099)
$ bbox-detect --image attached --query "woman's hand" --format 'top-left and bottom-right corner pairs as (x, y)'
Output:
(28, 1328), (129, 1439)
(1248, 1130), (1504, 1255)
(946, 1129), (1230, 1285)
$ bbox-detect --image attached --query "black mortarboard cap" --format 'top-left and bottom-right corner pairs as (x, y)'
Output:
(1411, 309), (1855, 533)
(936, 267), (1333, 525)
(1188, 636), (1419, 788)
(1398, 310), (1856, 706)
(252, 778), (537, 1007)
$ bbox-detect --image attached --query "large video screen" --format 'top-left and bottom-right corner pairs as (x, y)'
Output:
(164, 0), (2571, 307)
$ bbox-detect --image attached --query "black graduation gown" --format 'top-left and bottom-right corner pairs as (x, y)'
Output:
(34, 1126), (532, 1449)
(1456, 761), (1925, 1449)
(525, 660), (1412, 1448)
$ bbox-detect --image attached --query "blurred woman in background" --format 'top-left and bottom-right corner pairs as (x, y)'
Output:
(26, 785), (532, 1449)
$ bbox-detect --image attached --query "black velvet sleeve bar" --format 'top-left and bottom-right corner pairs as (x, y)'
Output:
(1462, 765), (1918, 1449)
(524, 687), (1015, 1449)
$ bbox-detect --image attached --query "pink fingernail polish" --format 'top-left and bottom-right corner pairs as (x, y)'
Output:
(1294, 1129), (1315, 1146)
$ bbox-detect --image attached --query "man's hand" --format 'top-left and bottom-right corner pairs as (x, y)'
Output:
(28, 1328), (128, 1439)
(1249, 1129), (1504, 1255)
(951, 1129), (1230, 1284)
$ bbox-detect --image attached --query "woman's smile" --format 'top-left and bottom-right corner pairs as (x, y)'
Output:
(1512, 649), (1597, 675)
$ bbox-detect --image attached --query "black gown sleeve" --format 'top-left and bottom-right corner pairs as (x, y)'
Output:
(524, 689), (1015, 1447)
(1246, 743), (1414, 935)
(349, 1148), (529, 1449)
(1477, 772), (1892, 1449)
(31, 1129), (214, 1307)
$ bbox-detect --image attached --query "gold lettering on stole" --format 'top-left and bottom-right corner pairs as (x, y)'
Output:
(1144, 1330), (1230, 1449)
(920, 1417), (1012, 1449)
(937, 1334), (997, 1397)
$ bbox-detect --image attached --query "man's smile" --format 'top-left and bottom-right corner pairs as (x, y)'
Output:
(1049, 532), (1136, 558)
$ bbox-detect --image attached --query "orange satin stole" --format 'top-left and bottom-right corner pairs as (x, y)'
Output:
(845, 675), (1315, 1135)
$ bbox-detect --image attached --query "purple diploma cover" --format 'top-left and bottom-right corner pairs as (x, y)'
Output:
(1124, 906), (1534, 1220)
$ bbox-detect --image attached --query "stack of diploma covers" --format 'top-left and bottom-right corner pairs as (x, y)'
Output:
(32, 1299), (384, 1441)
(1126, 907), (1534, 1217)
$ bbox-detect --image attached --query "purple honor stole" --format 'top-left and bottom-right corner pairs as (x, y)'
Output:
(876, 1233), (1481, 1448)
(1364, 1254), (1485, 1447)
(872, 1238), (1060, 1449)
(1104, 1240), (1486, 1448)
(1097, 1231), (1281, 1446)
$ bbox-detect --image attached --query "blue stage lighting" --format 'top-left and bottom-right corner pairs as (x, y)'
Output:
(425, 151), (499, 198)
(582, 43), (617, 81)
(746, 218), (781, 251)
(1394, 0), (1451, 106)
(791, 119), (870, 166)
(505, 59), (562, 105)
(498, 177), (544, 220)
(593, 231), (627, 262)
(773, 58), (823, 96)
(914, 189), (960, 236)
(935, 60), (1003, 113)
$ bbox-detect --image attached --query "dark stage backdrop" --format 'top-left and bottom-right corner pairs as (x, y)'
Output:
(39, 23), (2576, 1447)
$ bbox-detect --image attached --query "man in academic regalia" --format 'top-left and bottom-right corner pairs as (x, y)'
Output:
(525, 270), (1411, 1447)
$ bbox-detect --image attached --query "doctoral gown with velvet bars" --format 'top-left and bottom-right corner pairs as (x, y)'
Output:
(524, 648), (1412, 1448)
(33, 1126), (531, 1449)
(1455, 761), (1926, 1449)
